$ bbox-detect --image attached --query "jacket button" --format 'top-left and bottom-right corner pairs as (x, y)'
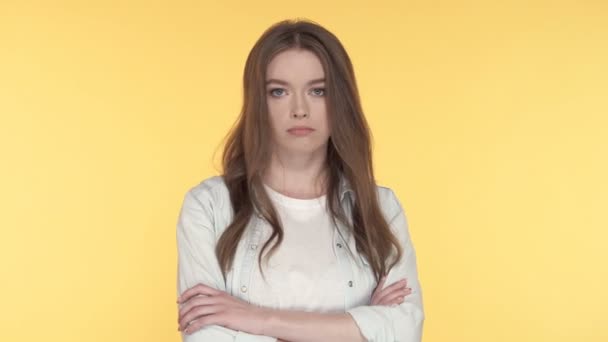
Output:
(348, 280), (353, 287)
(250, 244), (257, 250)
(336, 243), (343, 248)
(241, 285), (248, 293)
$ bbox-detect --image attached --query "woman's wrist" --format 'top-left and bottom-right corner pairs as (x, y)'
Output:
(253, 305), (278, 336)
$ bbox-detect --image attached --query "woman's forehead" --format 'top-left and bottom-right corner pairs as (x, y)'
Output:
(266, 49), (325, 79)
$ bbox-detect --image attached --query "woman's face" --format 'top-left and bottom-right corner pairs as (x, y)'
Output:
(265, 48), (330, 156)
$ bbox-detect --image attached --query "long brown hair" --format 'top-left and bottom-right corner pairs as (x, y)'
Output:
(215, 18), (402, 284)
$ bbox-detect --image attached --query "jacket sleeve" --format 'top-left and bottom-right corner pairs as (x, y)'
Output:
(176, 187), (278, 342)
(346, 189), (425, 342)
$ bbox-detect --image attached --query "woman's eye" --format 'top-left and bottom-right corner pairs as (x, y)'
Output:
(268, 88), (325, 97)
(312, 88), (325, 96)
(269, 88), (285, 97)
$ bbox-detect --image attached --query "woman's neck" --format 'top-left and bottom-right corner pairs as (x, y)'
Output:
(262, 150), (329, 199)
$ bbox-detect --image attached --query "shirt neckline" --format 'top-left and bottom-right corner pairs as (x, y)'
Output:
(262, 182), (327, 209)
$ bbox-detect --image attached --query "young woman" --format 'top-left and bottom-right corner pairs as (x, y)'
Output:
(175, 19), (424, 342)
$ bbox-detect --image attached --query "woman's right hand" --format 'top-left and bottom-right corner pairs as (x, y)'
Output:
(369, 276), (412, 306)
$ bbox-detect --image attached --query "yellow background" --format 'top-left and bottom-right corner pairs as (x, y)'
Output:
(1, 0), (606, 341)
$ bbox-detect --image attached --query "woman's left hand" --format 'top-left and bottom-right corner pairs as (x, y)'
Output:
(177, 283), (269, 335)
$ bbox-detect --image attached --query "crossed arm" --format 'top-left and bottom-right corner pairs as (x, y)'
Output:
(176, 274), (410, 342)
(176, 187), (424, 342)
(177, 287), (366, 342)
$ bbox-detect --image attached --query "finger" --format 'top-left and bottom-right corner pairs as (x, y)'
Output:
(372, 286), (401, 305)
(376, 278), (407, 295)
(378, 287), (412, 306)
(183, 311), (223, 335)
(379, 278), (407, 294)
(374, 284), (407, 305)
(178, 283), (222, 304)
(372, 284), (402, 305)
(376, 275), (387, 290)
(373, 280), (408, 305)
(178, 283), (221, 304)
(178, 295), (216, 323)
(179, 304), (222, 332)
(370, 275), (387, 303)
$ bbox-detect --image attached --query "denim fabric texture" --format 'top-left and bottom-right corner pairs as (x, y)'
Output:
(176, 174), (424, 342)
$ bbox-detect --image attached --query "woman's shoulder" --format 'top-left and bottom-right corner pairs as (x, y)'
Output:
(189, 174), (226, 192)
(375, 183), (396, 200)
(374, 183), (405, 220)
(183, 174), (232, 212)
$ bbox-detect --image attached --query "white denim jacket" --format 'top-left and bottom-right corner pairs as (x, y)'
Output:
(176, 175), (424, 342)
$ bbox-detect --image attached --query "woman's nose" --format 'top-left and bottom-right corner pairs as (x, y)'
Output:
(292, 112), (308, 118)
(290, 92), (309, 118)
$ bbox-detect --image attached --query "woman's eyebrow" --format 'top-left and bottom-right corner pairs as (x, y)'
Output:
(265, 78), (326, 86)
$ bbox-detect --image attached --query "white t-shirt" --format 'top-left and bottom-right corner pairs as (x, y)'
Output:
(248, 183), (347, 313)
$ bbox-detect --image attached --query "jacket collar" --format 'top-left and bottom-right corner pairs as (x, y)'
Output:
(338, 173), (354, 202)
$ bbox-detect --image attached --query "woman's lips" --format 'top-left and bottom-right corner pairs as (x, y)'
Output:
(287, 128), (315, 136)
